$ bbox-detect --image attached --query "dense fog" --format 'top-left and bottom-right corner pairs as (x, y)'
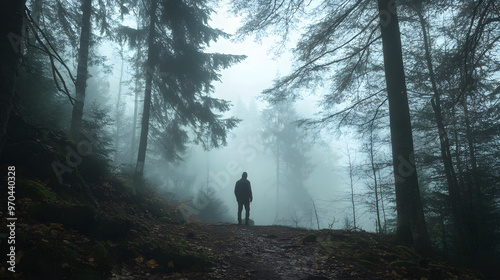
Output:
(80, 10), (377, 230)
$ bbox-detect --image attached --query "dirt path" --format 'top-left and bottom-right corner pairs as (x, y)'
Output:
(163, 223), (363, 280)
(194, 224), (325, 279)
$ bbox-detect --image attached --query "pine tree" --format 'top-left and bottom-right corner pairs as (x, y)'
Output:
(70, 0), (92, 139)
(125, 0), (245, 190)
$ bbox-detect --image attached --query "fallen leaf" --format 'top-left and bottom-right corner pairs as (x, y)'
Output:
(146, 259), (158, 268)
(61, 263), (70, 268)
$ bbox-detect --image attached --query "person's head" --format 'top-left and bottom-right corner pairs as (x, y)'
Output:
(242, 172), (248, 179)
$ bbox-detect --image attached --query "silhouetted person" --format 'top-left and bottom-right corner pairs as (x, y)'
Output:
(234, 172), (253, 225)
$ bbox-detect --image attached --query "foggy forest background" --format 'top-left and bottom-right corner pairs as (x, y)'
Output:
(2, 0), (499, 275)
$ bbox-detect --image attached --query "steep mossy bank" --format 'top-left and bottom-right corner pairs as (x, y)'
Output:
(2, 113), (95, 205)
(0, 114), (210, 279)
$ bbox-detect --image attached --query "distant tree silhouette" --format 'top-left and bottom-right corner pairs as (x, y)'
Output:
(261, 98), (313, 225)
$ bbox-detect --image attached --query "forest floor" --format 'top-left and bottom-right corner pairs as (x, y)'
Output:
(109, 221), (482, 280)
(0, 169), (486, 280)
(2, 191), (484, 280)
(0, 178), (486, 280)
(0, 115), (485, 279)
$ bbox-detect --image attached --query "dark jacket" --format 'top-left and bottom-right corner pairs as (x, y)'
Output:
(234, 178), (252, 203)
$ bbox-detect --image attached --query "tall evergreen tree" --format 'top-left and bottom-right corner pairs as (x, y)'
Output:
(42, 0), (125, 138)
(70, 0), (92, 139)
(133, 0), (157, 185)
(376, 0), (431, 251)
(127, 0), (245, 189)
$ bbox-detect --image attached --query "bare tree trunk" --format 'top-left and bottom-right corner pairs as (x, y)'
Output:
(130, 82), (139, 163)
(312, 199), (320, 230)
(377, 0), (431, 253)
(276, 111), (280, 220)
(27, 0), (42, 56)
(0, 0), (26, 156)
(70, 0), (92, 139)
(379, 169), (387, 233)
(114, 44), (125, 163)
(369, 126), (383, 233)
(31, 0), (42, 24)
(462, 96), (483, 256)
(346, 143), (357, 230)
(134, 0), (157, 192)
(452, 105), (466, 190)
(23, 0), (42, 66)
(130, 39), (142, 163)
(415, 6), (467, 251)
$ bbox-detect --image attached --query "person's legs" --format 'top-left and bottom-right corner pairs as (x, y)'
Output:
(244, 202), (250, 225)
(237, 202), (243, 225)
